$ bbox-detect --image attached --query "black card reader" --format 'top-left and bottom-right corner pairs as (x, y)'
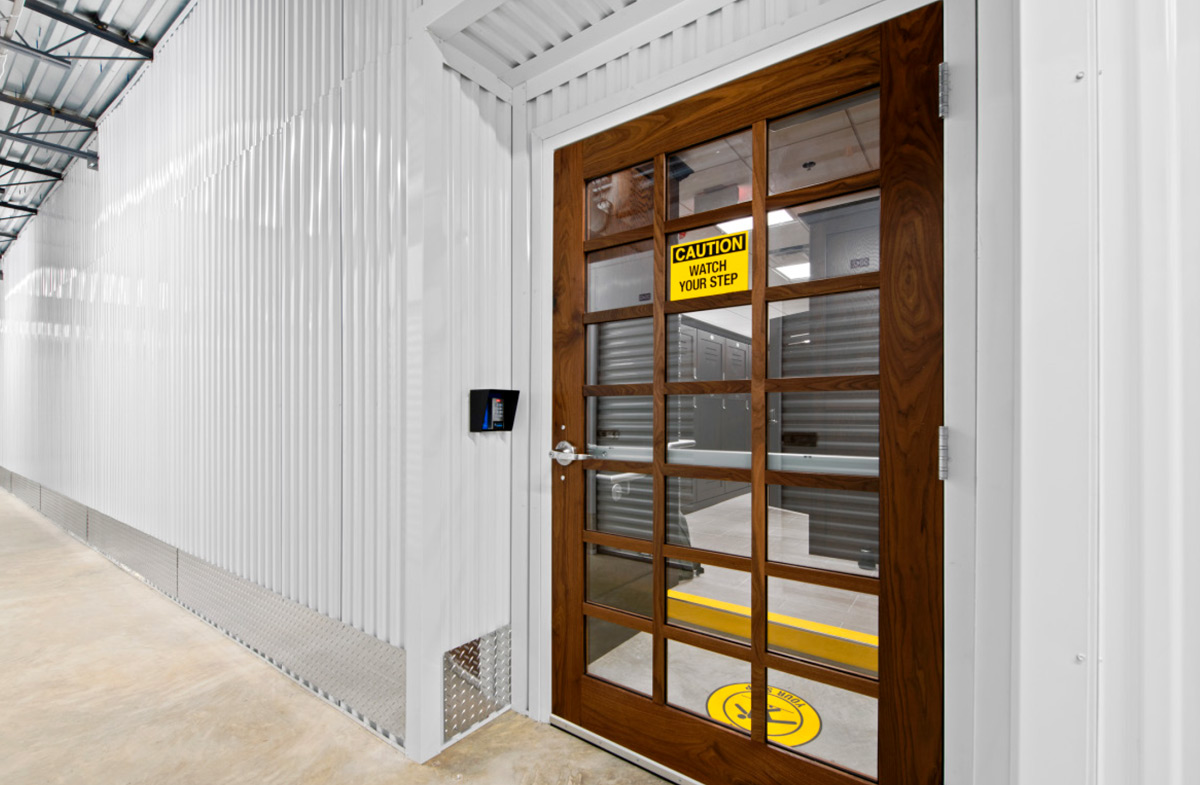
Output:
(469, 389), (520, 432)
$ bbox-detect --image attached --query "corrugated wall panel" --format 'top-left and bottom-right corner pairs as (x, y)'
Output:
(442, 67), (513, 649)
(340, 46), (405, 647)
(0, 0), (405, 645)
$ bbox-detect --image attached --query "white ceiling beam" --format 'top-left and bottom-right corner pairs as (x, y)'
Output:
(441, 29), (519, 83)
(410, 0), (509, 42)
(507, 0), (732, 95)
(433, 38), (514, 102)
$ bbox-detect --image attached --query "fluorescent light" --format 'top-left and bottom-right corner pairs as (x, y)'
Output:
(716, 210), (792, 234)
(775, 262), (811, 281)
(716, 216), (753, 233)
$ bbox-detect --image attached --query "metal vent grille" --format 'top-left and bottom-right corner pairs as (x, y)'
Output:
(443, 625), (512, 742)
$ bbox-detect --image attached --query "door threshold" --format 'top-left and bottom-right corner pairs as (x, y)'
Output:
(549, 715), (705, 785)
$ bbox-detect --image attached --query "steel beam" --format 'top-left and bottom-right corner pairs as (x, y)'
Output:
(0, 200), (36, 214)
(0, 92), (96, 129)
(24, 1), (153, 60)
(0, 231), (18, 239)
(411, 0), (507, 41)
(0, 155), (61, 179)
(0, 35), (71, 69)
(0, 128), (96, 165)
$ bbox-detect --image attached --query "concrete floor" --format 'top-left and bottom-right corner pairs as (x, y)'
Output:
(0, 490), (665, 785)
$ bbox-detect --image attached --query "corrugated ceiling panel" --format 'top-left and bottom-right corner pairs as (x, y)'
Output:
(526, 0), (886, 132)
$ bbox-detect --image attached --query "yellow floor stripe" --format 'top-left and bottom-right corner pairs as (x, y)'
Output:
(667, 588), (878, 674)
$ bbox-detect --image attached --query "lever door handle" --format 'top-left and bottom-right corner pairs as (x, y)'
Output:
(548, 440), (593, 466)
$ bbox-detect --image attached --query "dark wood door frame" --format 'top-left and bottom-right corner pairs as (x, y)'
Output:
(552, 5), (943, 783)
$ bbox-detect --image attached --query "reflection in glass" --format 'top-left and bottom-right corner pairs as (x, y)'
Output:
(667, 476), (752, 557)
(587, 616), (652, 696)
(587, 470), (653, 541)
(667, 639), (751, 732)
(768, 485), (880, 576)
(768, 91), (880, 194)
(668, 306), (752, 381)
(767, 391), (878, 475)
(668, 394), (751, 468)
(668, 224), (753, 298)
(587, 162), (654, 239)
(768, 668), (878, 778)
(768, 192), (880, 286)
(668, 130), (753, 219)
(767, 290), (879, 378)
(587, 545), (654, 617)
(667, 559), (751, 645)
(767, 576), (878, 676)
(588, 318), (653, 385)
(587, 240), (653, 311)
(588, 396), (652, 462)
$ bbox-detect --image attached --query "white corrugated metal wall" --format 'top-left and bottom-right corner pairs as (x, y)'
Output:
(0, 0), (515, 665)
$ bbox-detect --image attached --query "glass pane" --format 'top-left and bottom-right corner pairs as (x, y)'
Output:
(668, 394), (751, 468)
(587, 545), (654, 617)
(587, 240), (653, 311)
(767, 391), (878, 475)
(768, 91), (880, 194)
(768, 485), (879, 576)
(667, 639), (751, 733)
(588, 395), (652, 462)
(767, 576), (878, 676)
(768, 668), (878, 778)
(587, 161), (654, 239)
(668, 224), (752, 301)
(668, 306), (752, 381)
(768, 192), (880, 285)
(767, 290), (879, 378)
(588, 470), (653, 541)
(668, 130), (753, 219)
(587, 616), (653, 696)
(667, 559), (751, 645)
(588, 318), (653, 385)
(667, 476), (752, 557)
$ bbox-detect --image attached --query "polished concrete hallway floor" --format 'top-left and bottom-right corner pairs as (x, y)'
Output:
(0, 490), (664, 785)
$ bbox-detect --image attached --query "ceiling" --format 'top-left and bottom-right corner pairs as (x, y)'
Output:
(0, 0), (190, 259)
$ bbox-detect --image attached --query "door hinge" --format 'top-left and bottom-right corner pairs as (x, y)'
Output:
(938, 426), (950, 480)
(938, 62), (950, 118)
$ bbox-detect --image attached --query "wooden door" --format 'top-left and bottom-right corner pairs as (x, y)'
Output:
(552, 5), (943, 783)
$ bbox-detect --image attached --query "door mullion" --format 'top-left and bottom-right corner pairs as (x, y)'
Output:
(652, 153), (668, 705)
(749, 119), (769, 744)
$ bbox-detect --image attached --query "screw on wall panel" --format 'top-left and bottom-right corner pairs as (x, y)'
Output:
(560, 474), (565, 481)
(1075, 653), (1087, 663)
(1075, 72), (1085, 81)
(561, 424), (566, 430)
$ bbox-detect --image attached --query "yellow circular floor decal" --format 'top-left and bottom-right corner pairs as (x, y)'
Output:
(705, 683), (821, 747)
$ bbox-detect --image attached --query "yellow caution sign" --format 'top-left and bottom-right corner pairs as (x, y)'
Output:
(670, 230), (749, 300)
(706, 683), (821, 747)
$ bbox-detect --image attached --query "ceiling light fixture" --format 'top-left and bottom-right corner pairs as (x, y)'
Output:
(717, 210), (792, 234)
